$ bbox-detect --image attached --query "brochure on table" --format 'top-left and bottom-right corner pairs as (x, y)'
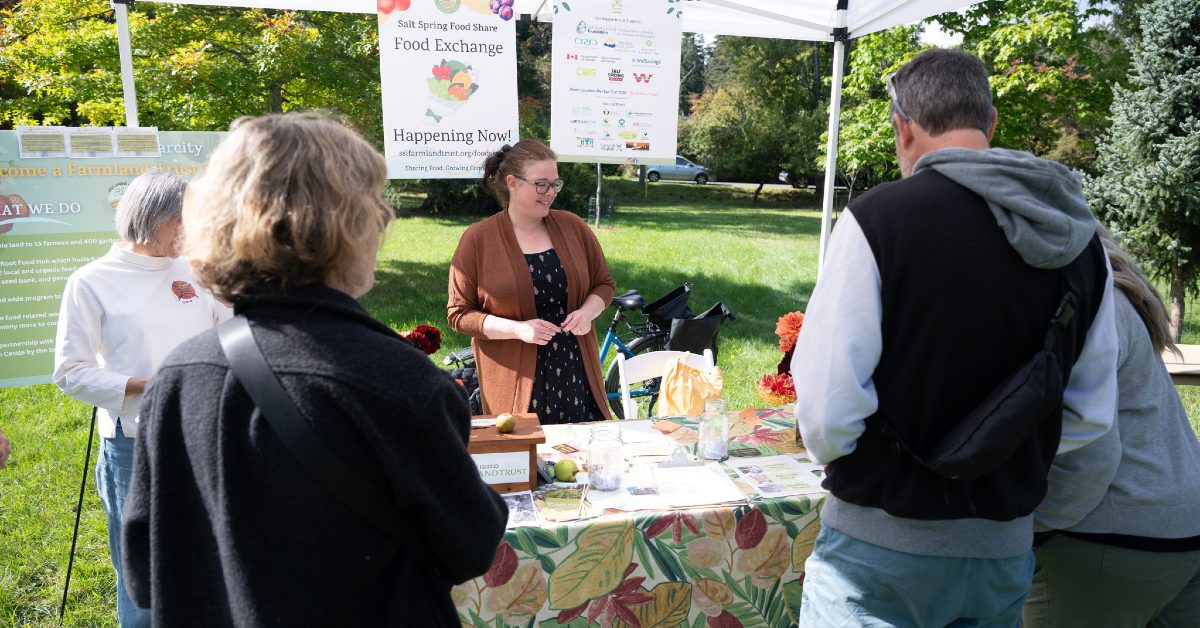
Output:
(549, 0), (682, 166)
(377, 0), (519, 179)
(727, 455), (826, 498)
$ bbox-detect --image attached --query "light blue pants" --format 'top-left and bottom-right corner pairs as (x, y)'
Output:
(96, 424), (151, 628)
(800, 524), (1035, 627)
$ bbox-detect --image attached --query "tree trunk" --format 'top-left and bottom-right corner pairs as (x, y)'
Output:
(753, 182), (763, 203)
(1170, 258), (1185, 342)
(268, 83), (284, 114)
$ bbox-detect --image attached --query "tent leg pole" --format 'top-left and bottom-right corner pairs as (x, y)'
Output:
(818, 37), (846, 280)
(113, 1), (140, 127)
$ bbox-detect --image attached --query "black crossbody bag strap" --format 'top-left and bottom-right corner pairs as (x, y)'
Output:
(218, 315), (421, 546)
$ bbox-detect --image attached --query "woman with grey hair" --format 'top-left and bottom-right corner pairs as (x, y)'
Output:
(53, 170), (230, 627)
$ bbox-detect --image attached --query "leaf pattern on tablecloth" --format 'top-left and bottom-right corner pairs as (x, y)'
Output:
(685, 536), (729, 570)
(735, 508), (767, 549)
(455, 409), (825, 628)
(484, 561), (548, 623)
(692, 577), (735, 616)
(791, 512), (821, 572)
(782, 580), (805, 626)
(549, 519), (635, 609)
(703, 509), (736, 539)
(708, 609), (746, 628)
(731, 424), (803, 454)
(735, 528), (790, 588)
(555, 563), (654, 628)
(614, 581), (692, 628)
(484, 540), (518, 587)
(644, 511), (701, 545)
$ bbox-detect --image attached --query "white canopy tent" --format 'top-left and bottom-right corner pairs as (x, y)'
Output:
(109, 0), (980, 274)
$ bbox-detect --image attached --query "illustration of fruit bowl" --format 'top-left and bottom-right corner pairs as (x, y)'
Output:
(426, 59), (479, 123)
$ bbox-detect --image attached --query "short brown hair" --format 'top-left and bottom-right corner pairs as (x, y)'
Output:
(182, 113), (393, 301)
(481, 139), (557, 208)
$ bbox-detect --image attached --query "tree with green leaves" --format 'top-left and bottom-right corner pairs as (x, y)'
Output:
(1, 1), (382, 139)
(679, 33), (706, 116)
(682, 36), (826, 197)
(934, 0), (1127, 171)
(825, 25), (924, 196)
(1086, 0), (1200, 339)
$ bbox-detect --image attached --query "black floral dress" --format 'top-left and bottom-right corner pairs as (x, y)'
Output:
(525, 249), (604, 424)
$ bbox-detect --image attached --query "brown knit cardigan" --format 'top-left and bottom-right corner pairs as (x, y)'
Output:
(448, 209), (616, 418)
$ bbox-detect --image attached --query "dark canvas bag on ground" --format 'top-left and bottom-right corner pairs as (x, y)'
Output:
(887, 273), (1082, 481)
(666, 301), (735, 361)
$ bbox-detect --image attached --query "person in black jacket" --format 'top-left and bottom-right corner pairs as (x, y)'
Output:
(121, 112), (508, 626)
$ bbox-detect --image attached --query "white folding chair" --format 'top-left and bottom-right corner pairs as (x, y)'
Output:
(616, 349), (714, 419)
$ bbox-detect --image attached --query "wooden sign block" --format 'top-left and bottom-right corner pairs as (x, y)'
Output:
(468, 413), (546, 494)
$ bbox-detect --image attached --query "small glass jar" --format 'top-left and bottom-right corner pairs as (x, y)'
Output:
(699, 398), (729, 461)
(588, 424), (625, 491)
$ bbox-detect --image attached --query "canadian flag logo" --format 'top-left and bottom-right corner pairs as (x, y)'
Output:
(566, 53), (579, 60)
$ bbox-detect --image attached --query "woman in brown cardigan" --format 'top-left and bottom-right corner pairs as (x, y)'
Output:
(448, 140), (616, 423)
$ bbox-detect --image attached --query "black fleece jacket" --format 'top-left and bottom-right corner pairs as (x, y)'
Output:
(121, 285), (507, 627)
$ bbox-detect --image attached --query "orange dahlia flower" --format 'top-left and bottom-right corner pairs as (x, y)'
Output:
(775, 311), (805, 353)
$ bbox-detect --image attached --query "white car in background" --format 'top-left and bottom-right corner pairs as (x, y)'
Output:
(647, 156), (711, 184)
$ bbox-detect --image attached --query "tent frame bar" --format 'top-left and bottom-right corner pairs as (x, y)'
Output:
(698, 0), (831, 37)
(112, 0), (140, 127)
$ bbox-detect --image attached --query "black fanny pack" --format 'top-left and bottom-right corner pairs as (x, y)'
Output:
(889, 281), (1080, 481)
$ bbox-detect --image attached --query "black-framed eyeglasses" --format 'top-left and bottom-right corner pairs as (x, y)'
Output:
(885, 72), (909, 121)
(515, 176), (565, 194)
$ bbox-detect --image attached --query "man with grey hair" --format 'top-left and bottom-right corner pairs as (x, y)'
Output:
(54, 170), (230, 627)
(790, 48), (1119, 625)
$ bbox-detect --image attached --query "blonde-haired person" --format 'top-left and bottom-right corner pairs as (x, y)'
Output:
(448, 140), (616, 423)
(1026, 227), (1200, 627)
(120, 113), (507, 626)
(53, 169), (230, 628)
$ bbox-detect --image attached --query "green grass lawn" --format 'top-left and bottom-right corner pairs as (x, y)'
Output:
(1, 177), (1197, 625)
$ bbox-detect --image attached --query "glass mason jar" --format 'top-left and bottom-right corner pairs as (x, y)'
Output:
(588, 424), (625, 491)
(699, 398), (729, 461)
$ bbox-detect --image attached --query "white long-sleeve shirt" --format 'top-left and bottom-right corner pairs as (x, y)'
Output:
(53, 244), (231, 439)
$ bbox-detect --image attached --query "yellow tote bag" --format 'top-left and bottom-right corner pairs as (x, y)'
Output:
(657, 355), (724, 416)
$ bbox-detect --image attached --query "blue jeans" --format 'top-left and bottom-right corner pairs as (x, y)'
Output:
(96, 424), (151, 628)
(800, 524), (1035, 627)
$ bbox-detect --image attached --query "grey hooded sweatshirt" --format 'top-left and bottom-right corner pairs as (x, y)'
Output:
(914, 147), (1097, 269)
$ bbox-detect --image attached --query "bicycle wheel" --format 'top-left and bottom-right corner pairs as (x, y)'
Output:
(603, 335), (665, 419)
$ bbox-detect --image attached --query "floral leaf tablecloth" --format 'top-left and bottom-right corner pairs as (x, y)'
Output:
(454, 408), (824, 628)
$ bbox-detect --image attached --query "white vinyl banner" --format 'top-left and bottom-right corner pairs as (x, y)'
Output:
(377, 0), (519, 179)
(549, 0), (682, 165)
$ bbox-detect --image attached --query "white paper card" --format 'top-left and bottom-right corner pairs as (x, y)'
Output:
(472, 450), (528, 485)
(16, 126), (68, 158)
(653, 461), (745, 508)
(67, 128), (116, 158)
